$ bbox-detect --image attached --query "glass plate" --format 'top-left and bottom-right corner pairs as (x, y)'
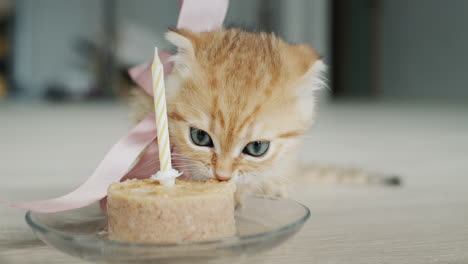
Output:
(25, 195), (310, 264)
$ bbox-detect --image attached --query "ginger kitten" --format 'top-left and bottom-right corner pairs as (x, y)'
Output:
(131, 28), (329, 198)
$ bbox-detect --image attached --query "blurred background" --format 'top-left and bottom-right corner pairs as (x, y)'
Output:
(1, 2), (467, 263)
(0, 0), (467, 179)
(0, 0), (467, 101)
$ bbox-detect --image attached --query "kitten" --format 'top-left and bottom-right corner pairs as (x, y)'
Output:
(130, 28), (397, 199)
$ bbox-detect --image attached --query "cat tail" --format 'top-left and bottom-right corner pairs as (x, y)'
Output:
(297, 163), (402, 186)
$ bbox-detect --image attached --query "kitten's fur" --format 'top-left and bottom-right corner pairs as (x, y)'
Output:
(130, 28), (395, 199)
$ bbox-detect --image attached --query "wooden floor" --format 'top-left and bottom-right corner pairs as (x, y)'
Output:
(1, 101), (467, 263)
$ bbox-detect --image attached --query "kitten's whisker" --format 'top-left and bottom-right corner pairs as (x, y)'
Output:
(170, 155), (192, 160)
(171, 154), (190, 158)
(171, 158), (192, 162)
(176, 171), (196, 175)
(129, 160), (159, 172)
(173, 166), (197, 169)
(170, 154), (190, 157)
(171, 157), (192, 160)
(171, 159), (193, 163)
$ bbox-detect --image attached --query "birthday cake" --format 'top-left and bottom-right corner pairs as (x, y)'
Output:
(107, 178), (237, 243)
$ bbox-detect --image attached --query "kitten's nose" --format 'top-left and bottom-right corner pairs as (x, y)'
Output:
(215, 171), (231, 181)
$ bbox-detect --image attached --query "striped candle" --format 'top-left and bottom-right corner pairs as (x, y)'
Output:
(151, 47), (181, 187)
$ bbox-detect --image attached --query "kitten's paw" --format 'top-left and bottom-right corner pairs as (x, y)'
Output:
(260, 183), (290, 198)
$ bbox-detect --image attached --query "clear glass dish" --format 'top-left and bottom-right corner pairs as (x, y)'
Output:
(25, 195), (310, 264)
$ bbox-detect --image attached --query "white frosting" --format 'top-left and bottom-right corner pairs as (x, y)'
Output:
(151, 168), (183, 188)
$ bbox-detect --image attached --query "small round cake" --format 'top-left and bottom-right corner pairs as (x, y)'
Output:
(107, 179), (236, 243)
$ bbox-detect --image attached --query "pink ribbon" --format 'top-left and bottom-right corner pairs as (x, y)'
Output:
(1, 0), (229, 213)
(1, 116), (156, 213)
(178, 0), (229, 32)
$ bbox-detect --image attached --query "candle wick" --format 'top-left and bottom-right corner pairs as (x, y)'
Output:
(152, 168), (183, 188)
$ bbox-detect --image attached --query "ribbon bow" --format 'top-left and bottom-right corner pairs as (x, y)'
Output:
(1, 0), (229, 213)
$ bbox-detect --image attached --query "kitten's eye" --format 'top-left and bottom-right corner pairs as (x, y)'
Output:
(243, 141), (270, 157)
(190, 127), (214, 147)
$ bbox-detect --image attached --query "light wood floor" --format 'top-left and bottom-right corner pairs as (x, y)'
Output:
(1, 101), (467, 263)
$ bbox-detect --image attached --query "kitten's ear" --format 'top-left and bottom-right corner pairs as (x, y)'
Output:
(301, 59), (327, 92)
(165, 28), (199, 77)
(294, 44), (327, 92)
(291, 44), (327, 121)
